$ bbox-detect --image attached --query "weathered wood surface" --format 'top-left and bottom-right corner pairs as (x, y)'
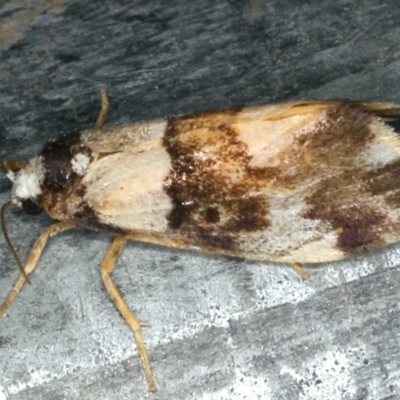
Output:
(1, 1), (400, 399)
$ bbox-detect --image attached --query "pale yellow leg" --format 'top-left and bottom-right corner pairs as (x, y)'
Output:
(100, 236), (157, 392)
(94, 89), (109, 129)
(290, 262), (309, 280)
(0, 221), (76, 316)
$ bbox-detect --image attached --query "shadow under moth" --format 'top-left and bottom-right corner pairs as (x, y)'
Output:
(1, 90), (400, 391)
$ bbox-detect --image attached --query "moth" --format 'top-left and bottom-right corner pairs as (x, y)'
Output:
(1, 90), (400, 392)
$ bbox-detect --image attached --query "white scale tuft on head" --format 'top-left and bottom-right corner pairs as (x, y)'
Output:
(12, 157), (43, 201)
(71, 152), (90, 175)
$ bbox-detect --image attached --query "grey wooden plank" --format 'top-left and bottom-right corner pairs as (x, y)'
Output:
(1, 1), (400, 399)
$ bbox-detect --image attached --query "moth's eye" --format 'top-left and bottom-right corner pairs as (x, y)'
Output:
(22, 198), (43, 215)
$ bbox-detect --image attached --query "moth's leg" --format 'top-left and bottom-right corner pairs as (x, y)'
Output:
(290, 262), (309, 280)
(100, 236), (157, 392)
(0, 221), (76, 316)
(94, 89), (109, 130)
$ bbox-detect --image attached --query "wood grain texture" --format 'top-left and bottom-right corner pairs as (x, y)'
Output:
(1, 0), (400, 399)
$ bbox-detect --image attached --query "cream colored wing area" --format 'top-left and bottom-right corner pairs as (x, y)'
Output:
(361, 119), (400, 168)
(81, 119), (168, 153)
(273, 232), (346, 263)
(82, 146), (173, 232)
(231, 191), (344, 263)
(234, 103), (328, 170)
(240, 228), (347, 263)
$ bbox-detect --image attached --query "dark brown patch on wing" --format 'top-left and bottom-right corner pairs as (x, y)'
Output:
(305, 190), (386, 255)
(363, 161), (400, 207)
(225, 196), (270, 232)
(197, 226), (236, 250)
(296, 102), (375, 160)
(163, 108), (271, 252)
(205, 207), (220, 223)
(301, 102), (395, 255)
(338, 223), (381, 254)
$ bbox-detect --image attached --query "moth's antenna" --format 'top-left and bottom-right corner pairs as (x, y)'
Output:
(0, 151), (30, 284)
(1, 200), (31, 284)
